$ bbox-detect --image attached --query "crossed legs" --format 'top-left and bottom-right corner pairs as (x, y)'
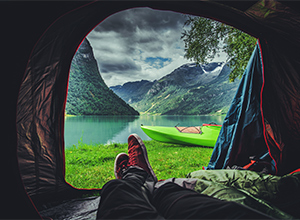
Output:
(97, 134), (273, 219)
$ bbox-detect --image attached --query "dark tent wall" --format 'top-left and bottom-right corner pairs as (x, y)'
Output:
(261, 40), (300, 174)
(2, 2), (90, 218)
(2, 2), (76, 219)
(3, 0), (300, 219)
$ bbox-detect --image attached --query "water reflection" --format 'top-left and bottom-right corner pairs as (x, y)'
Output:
(64, 115), (225, 148)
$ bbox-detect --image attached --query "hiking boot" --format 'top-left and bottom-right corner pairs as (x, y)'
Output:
(114, 153), (129, 179)
(128, 134), (157, 182)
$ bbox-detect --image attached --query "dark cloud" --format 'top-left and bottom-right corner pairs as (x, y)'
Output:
(92, 8), (187, 55)
(94, 8), (187, 34)
(136, 34), (159, 44)
(99, 58), (141, 74)
(86, 8), (195, 86)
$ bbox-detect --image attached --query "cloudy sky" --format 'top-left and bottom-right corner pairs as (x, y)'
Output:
(86, 7), (227, 87)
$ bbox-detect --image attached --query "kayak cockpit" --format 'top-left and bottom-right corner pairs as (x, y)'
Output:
(175, 126), (202, 134)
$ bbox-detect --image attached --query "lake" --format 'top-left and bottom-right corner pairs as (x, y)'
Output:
(64, 115), (225, 148)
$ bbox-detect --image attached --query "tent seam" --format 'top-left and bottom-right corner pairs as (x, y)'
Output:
(258, 39), (278, 175)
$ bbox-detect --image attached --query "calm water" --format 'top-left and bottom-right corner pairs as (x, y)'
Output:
(64, 115), (225, 148)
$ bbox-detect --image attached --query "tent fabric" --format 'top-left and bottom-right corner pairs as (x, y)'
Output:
(5, 0), (300, 218)
(244, 1), (300, 175)
(38, 196), (100, 220)
(16, 1), (117, 203)
(208, 1), (300, 175)
(260, 39), (300, 175)
(207, 42), (267, 171)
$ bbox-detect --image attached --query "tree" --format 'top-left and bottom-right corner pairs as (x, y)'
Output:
(181, 16), (257, 82)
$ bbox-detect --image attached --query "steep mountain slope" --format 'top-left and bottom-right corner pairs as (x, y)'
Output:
(66, 39), (139, 115)
(111, 62), (239, 115)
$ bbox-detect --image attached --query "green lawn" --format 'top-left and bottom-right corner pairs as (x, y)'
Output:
(65, 140), (213, 189)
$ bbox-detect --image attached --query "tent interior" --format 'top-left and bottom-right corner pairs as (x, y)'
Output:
(3, 0), (300, 219)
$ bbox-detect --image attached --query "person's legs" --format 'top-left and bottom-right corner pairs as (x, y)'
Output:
(97, 167), (163, 219)
(98, 133), (274, 219)
(97, 134), (163, 219)
(153, 182), (274, 219)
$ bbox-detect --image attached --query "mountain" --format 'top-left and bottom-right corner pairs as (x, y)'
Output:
(111, 62), (240, 115)
(65, 39), (139, 115)
(110, 80), (155, 104)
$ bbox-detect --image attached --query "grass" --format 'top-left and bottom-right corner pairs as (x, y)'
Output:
(65, 140), (213, 189)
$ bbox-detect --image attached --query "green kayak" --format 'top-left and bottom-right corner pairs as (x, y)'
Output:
(141, 123), (221, 147)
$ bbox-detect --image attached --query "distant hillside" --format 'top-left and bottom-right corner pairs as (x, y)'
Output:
(110, 80), (155, 104)
(66, 38), (139, 115)
(111, 62), (240, 115)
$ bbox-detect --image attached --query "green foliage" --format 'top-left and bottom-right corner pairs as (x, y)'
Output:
(181, 16), (257, 81)
(181, 16), (228, 63)
(223, 28), (258, 82)
(65, 140), (213, 189)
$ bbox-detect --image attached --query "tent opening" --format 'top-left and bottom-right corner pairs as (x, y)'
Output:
(63, 7), (252, 190)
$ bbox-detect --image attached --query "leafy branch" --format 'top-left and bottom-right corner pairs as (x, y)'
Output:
(181, 16), (257, 82)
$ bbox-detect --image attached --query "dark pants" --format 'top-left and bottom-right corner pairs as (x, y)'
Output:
(97, 168), (273, 219)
